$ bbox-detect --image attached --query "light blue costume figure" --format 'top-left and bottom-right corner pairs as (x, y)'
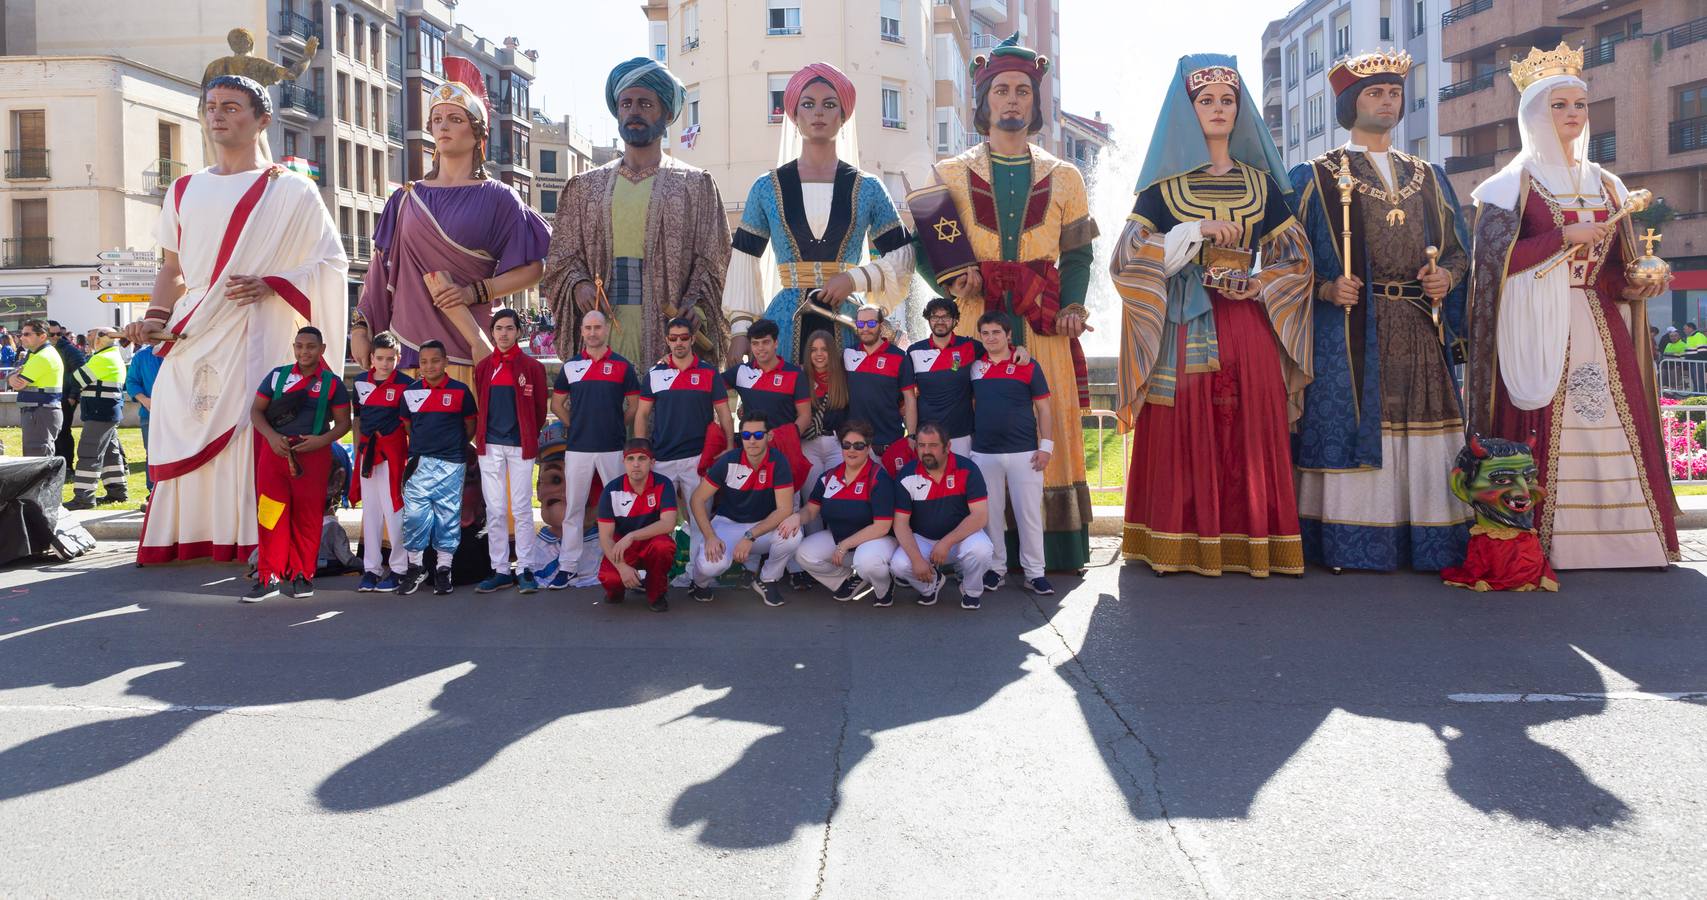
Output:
(721, 62), (915, 363)
(1287, 50), (1472, 572)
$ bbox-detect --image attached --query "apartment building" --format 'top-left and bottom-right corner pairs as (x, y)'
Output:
(529, 110), (595, 219)
(1436, 0), (1707, 324)
(0, 56), (204, 332)
(1263, 0), (1451, 168)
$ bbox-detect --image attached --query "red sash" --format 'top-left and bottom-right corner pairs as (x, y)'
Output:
(980, 259), (1091, 409)
(350, 428), (408, 509)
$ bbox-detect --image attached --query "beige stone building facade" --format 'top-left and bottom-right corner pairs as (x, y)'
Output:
(528, 110), (595, 220)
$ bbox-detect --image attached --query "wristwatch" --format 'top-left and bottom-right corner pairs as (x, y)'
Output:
(742, 529), (755, 542)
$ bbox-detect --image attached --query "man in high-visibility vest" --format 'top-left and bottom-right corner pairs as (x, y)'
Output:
(6, 319), (65, 459)
(65, 327), (130, 509)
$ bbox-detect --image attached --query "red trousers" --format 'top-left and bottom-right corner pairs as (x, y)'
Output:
(255, 439), (332, 583)
(597, 533), (677, 601)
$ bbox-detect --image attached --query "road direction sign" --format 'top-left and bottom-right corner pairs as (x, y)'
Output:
(97, 250), (156, 263)
(98, 265), (159, 277)
(98, 293), (151, 303)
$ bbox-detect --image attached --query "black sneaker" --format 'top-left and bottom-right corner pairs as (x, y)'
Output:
(396, 565), (428, 595)
(755, 580), (786, 607)
(649, 596), (669, 613)
(832, 576), (867, 602)
(63, 494), (95, 511)
(871, 587), (894, 608)
(241, 579), (280, 603)
(916, 573), (944, 607)
(789, 570), (816, 592)
(960, 590), (982, 610)
(690, 583), (715, 603)
(982, 570), (1004, 593)
(289, 577), (314, 599)
(433, 567), (454, 595)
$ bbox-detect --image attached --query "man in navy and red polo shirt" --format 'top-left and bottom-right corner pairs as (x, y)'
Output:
(889, 422), (994, 610)
(352, 331), (410, 592)
(842, 304), (916, 476)
(636, 317), (734, 572)
(397, 340), (479, 597)
(474, 308), (550, 595)
(246, 326), (351, 603)
(906, 297), (982, 456)
(548, 309), (640, 590)
(791, 419), (900, 605)
(722, 318), (810, 491)
(968, 311), (1055, 597)
(689, 410), (803, 608)
(596, 437), (678, 612)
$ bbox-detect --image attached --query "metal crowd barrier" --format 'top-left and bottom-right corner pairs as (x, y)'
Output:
(1081, 408), (1130, 493)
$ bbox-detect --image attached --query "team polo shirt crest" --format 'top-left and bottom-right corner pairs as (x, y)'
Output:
(256, 364), (350, 437)
(906, 336), (983, 440)
(554, 350), (640, 453)
(641, 357), (727, 461)
(707, 447), (794, 524)
(724, 360), (808, 429)
(895, 452), (987, 541)
(597, 474), (677, 537)
(402, 376), (477, 462)
(969, 357), (1049, 454)
(353, 371), (405, 436)
(841, 340), (912, 446)
(808, 462), (896, 544)
(484, 347), (533, 447)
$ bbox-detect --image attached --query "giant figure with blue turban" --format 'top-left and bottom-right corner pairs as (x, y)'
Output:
(541, 58), (731, 368)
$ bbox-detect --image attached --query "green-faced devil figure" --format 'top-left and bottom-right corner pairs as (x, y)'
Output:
(1449, 435), (1543, 531)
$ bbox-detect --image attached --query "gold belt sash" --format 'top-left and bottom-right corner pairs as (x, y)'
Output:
(1371, 280), (1426, 302)
(777, 261), (852, 291)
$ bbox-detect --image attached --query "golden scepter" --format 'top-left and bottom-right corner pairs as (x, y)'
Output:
(1533, 188), (1652, 279)
(1336, 154), (1354, 323)
(1424, 245), (1442, 345)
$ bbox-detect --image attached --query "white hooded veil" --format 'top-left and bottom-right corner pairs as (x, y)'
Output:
(1469, 73), (1627, 210)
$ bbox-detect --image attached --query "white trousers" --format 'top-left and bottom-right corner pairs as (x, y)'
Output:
(654, 455), (705, 553)
(889, 531), (995, 597)
(971, 449), (1045, 580)
(359, 461), (408, 575)
(801, 435), (842, 505)
(794, 530), (897, 595)
(479, 444), (539, 575)
(559, 449), (623, 576)
(693, 515), (803, 586)
(949, 435), (971, 456)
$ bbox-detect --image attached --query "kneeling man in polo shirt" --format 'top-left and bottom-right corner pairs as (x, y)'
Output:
(689, 410), (802, 607)
(890, 422), (995, 609)
(596, 438), (678, 612)
(790, 419), (899, 605)
(968, 311), (1055, 597)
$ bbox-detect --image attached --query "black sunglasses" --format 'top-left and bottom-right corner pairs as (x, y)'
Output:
(854, 319), (882, 328)
(840, 440), (869, 451)
(739, 430), (767, 440)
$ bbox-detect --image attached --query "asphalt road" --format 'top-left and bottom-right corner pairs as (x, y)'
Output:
(1, 540), (1704, 898)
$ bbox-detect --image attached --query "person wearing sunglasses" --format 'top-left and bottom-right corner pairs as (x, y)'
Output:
(721, 317), (812, 492)
(688, 410), (803, 607)
(635, 317), (734, 582)
(841, 304), (917, 477)
(788, 420), (898, 605)
(7, 320), (66, 459)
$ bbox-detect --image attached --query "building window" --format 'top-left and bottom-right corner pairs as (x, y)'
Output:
(1305, 29), (1323, 75)
(880, 0), (902, 43)
(1286, 45), (1298, 87)
(1411, 137), (1429, 160)
(353, 78), (366, 128)
(7, 109), (47, 179)
(1381, 0), (1392, 42)
(373, 148), (384, 195)
(767, 0), (801, 36)
(1412, 0), (1426, 36)
(687, 88), (701, 127)
(338, 139), (351, 190)
(881, 82), (904, 129)
(541, 189), (558, 215)
(9, 198), (49, 266)
(683, 3), (700, 50)
(936, 109), (951, 153)
(1333, 11), (1351, 58)
(539, 149), (557, 174)
(337, 73), (349, 122)
(371, 86), (382, 132)
(282, 130), (299, 159)
(371, 24), (381, 69)
(768, 74), (789, 123)
(409, 21), (445, 77)
(1306, 93), (1325, 137)
(1410, 63), (1428, 110)
(1287, 106), (1299, 146)
(335, 7), (348, 55)
(352, 15), (365, 61)
(313, 136), (327, 171)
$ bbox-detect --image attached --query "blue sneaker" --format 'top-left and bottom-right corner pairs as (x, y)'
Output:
(356, 572), (379, 593)
(476, 572), (517, 593)
(982, 570), (1004, 592)
(375, 573), (401, 592)
(1024, 576), (1055, 596)
(547, 570), (573, 591)
(516, 570), (540, 594)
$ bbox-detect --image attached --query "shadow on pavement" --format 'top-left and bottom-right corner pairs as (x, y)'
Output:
(1062, 563), (1707, 831)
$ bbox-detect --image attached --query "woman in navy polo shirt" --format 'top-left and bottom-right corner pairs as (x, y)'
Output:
(789, 420), (898, 605)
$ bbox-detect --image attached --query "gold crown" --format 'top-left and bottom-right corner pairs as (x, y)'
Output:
(1186, 66), (1240, 94)
(1341, 48), (1412, 79)
(1509, 41), (1584, 92)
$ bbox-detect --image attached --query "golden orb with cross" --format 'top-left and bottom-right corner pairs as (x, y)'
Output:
(1625, 226), (1673, 290)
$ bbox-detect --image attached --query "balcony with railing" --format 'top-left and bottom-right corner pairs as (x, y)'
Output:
(277, 9), (323, 43)
(1583, 38), (1623, 69)
(387, 58), (402, 81)
(277, 81), (323, 118)
(971, 32), (1000, 50)
(1442, 0), (1493, 26)
(341, 234), (373, 260)
(4, 148), (48, 180)
(1665, 17), (1707, 50)
(882, 117), (906, 130)
(1439, 70), (1495, 102)
(1444, 152), (1497, 174)
(1588, 132), (1615, 163)
(387, 120), (403, 143)
(154, 158), (187, 191)
(3, 237), (51, 268)
(1671, 116), (1707, 154)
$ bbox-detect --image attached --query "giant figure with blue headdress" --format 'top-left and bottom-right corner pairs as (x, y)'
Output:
(1288, 50), (1473, 573)
(1109, 54), (1315, 578)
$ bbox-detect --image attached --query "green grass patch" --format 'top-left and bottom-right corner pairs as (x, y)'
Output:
(2, 425), (150, 511)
